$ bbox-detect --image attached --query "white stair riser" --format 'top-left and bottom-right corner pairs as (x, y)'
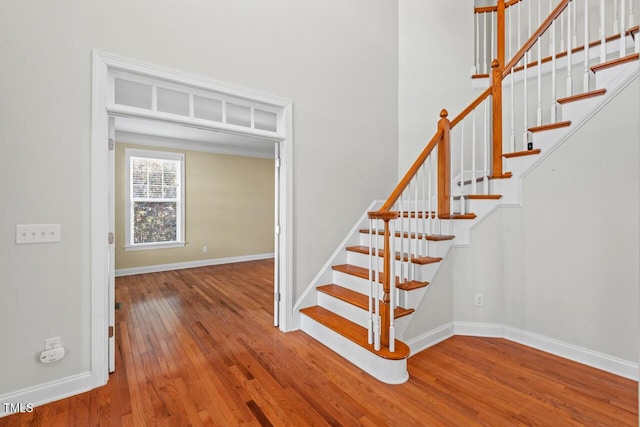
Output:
(595, 60), (639, 89)
(398, 286), (428, 310)
(316, 291), (415, 340)
(318, 292), (369, 328)
(344, 251), (442, 283)
(333, 270), (378, 295)
(332, 270), (422, 307)
(559, 96), (604, 123)
(300, 315), (409, 384)
(358, 233), (453, 259)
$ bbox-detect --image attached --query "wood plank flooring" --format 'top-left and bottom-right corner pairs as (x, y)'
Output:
(1, 259), (637, 426)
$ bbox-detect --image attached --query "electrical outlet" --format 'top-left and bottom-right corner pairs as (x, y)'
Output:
(202, 245), (208, 253)
(474, 293), (484, 306)
(45, 337), (61, 350)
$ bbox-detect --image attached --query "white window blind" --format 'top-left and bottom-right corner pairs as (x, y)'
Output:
(125, 149), (185, 250)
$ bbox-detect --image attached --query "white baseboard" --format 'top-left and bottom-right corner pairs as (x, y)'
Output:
(115, 253), (275, 277)
(406, 322), (455, 355)
(0, 372), (97, 418)
(454, 321), (639, 381)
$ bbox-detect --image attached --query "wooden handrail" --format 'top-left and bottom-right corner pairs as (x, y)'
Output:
(378, 127), (444, 212)
(502, 0), (570, 77)
(450, 87), (492, 128)
(474, 0), (522, 14)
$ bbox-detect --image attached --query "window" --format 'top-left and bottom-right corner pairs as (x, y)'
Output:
(125, 149), (185, 250)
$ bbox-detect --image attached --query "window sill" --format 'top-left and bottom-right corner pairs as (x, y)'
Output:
(124, 242), (186, 252)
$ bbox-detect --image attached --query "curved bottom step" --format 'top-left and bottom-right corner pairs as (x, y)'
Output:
(300, 307), (409, 385)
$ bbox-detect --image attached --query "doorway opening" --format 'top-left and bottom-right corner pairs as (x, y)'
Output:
(91, 51), (293, 385)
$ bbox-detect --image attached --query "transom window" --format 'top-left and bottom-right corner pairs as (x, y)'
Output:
(125, 148), (185, 250)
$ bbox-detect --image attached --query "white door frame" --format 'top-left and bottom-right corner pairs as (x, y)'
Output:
(91, 51), (293, 385)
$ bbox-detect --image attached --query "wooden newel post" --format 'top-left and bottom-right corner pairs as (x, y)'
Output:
(497, 0), (505, 67)
(491, 59), (503, 177)
(367, 210), (399, 349)
(437, 109), (451, 219)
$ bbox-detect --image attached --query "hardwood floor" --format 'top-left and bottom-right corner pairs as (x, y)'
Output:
(1, 259), (637, 426)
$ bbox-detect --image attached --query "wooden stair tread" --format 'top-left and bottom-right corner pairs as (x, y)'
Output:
(591, 53), (639, 73)
(441, 213), (477, 219)
(317, 284), (414, 319)
(557, 88), (606, 105)
(528, 121), (571, 133)
(503, 148), (541, 159)
(458, 172), (512, 186)
(300, 306), (410, 360)
(396, 281), (429, 291)
(488, 172), (513, 180)
(359, 229), (454, 241)
(332, 264), (429, 289)
(346, 246), (442, 265)
(453, 194), (502, 200)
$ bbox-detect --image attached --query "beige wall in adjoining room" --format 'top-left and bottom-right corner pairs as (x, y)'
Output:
(115, 142), (275, 271)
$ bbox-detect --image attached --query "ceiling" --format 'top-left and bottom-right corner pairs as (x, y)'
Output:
(114, 116), (276, 159)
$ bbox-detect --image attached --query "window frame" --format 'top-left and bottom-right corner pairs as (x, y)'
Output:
(124, 148), (186, 251)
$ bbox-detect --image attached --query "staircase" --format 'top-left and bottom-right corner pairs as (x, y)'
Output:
(295, 0), (639, 384)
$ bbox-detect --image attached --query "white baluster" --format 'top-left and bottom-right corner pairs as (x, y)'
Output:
(368, 218), (374, 345)
(614, 0), (619, 34)
(567, 3), (574, 97)
(549, 0), (555, 56)
(491, 12), (495, 67)
(476, 12), (481, 74)
(472, 110), (477, 195)
(483, 100), (489, 194)
(484, 12), (489, 74)
(620, 0), (627, 57)
(536, 0), (542, 126)
(573, 0), (578, 47)
(600, 0), (607, 62)
(561, 6), (566, 49)
(411, 177), (417, 279)
(584, 0), (591, 92)
(510, 67), (516, 152)
(523, 58), (529, 151)
(516, 3), (522, 49)
(427, 157), (433, 236)
(460, 119), (466, 215)
(630, 0), (636, 29)
(420, 163), (427, 256)
(551, 16), (558, 122)
(398, 195), (405, 283)
(374, 219), (380, 351)
(537, 35), (543, 126)
(388, 220), (395, 353)
(528, 0), (533, 61)
(508, 4), (513, 60)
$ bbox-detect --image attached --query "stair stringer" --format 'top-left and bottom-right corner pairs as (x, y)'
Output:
(448, 59), (639, 249)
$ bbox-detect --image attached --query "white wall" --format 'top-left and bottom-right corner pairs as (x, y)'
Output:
(0, 0), (398, 399)
(399, 0), (481, 174)
(453, 77), (639, 363)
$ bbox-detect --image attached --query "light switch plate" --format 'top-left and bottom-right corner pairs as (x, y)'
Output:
(16, 224), (61, 244)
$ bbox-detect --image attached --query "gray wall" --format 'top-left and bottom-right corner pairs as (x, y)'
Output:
(0, 0), (398, 396)
(453, 77), (639, 362)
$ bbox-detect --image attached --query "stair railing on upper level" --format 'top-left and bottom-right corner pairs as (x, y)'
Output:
(475, 0), (638, 78)
(367, 0), (638, 353)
